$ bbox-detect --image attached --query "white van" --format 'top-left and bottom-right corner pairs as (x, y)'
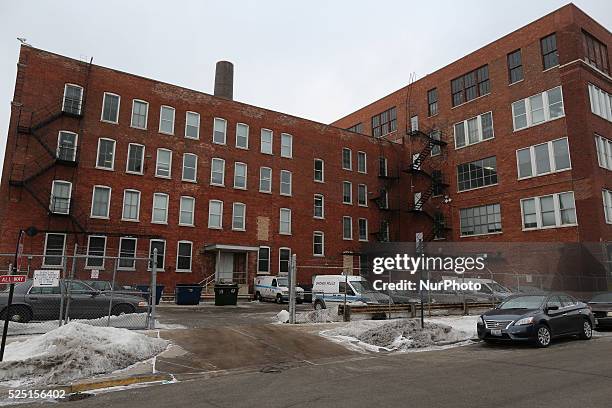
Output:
(254, 276), (304, 304)
(312, 275), (392, 310)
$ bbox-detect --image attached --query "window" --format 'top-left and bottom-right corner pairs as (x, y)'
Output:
(210, 158), (225, 186)
(213, 117), (227, 144)
(279, 208), (291, 235)
(185, 111), (200, 139)
(126, 143), (145, 175)
(118, 237), (137, 270)
(603, 189), (612, 224)
(379, 157), (388, 177)
(208, 200), (223, 229)
(258, 247), (270, 274)
(62, 84), (83, 115)
(314, 194), (324, 219)
(159, 106), (175, 135)
(343, 181), (352, 204)
(234, 162), (247, 189)
(182, 153), (198, 182)
(358, 218), (368, 241)
(131, 100), (148, 129)
(281, 133), (293, 158)
(342, 216), (352, 240)
(357, 151), (367, 173)
(149, 240), (166, 270)
(86, 236), (106, 268)
(279, 248), (291, 275)
(259, 167), (272, 193)
(428, 88), (438, 116)
(451, 65), (489, 107)
(460, 204), (502, 237)
(280, 170), (292, 196)
(347, 123), (363, 133)
(96, 138), (116, 170)
(176, 241), (193, 272)
(101, 92), (120, 123)
(507, 50), (523, 84)
(595, 135), (612, 170)
(521, 191), (577, 230)
(43, 233), (66, 267)
(516, 137), (571, 179)
(236, 123), (249, 149)
(371, 107), (397, 137)
(378, 190), (389, 210)
(430, 130), (441, 156)
(457, 156), (497, 192)
(541, 33), (559, 70)
(380, 220), (390, 242)
(260, 129), (273, 154)
(91, 185), (111, 218)
(152, 193), (169, 224)
(155, 149), (172, 178)
(583, 31), (609, 75)
(454, 112), (493, 148)
(342, 148), (352, 170)
(57, 131), (78, 162)
(358, 184), (367, 207)
(179, 196), (195, 226)
(122, 189), (141, 221)
(232, 202), (246, 231)
(313, 231), (324, 256)
(588, 84), (612, 122)
(50, 180), (71, 214)
(512, 86), (565, 130)
(314, 159), (324, 182)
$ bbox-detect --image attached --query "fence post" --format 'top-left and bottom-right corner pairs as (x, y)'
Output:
(289, 254), (296, 324)
(149, 249), (158, 330)
(107, 257), (118, 327)
(58, 250), (70, 326)
(63, 244), (78, 324)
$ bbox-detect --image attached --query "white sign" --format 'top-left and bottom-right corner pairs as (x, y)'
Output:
(33, 270), (60, 287)
(90, 269), (99, 279)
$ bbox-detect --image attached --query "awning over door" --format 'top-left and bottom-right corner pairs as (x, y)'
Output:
(202, 244), (259, 253)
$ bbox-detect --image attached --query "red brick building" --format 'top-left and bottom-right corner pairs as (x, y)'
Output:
(0, 3), (610, 291)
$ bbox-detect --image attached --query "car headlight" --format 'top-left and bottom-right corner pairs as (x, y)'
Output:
(138, 301), (148, 307)
(282, 291), (288, 295)
(514, 316), (534, 326)
(607, 312), (612, 317)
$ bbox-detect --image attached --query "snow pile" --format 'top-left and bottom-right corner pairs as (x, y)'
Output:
(0, 322), (168, 386)
(7, 313), (149, 336)
(276, 305), (341, 324)
(276, 310), (290, 323)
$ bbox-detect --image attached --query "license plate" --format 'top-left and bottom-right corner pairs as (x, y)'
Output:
(491, 329), (502, 336)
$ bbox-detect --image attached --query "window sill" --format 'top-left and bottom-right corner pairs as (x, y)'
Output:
(359, 239), (369, 242)
(236, 145), (249, 150)
(184, 136), (200, 140)
(213, 141), (227, 146)
(343, 238), (353, 241)
(117, 268), (136, 272)
(151, 221), (168, 225)
(232, 228), (246, 232)
(210, 183), (225, 188)
(234, 186), (247, 190)
(126, 171), (144, 176)
(155, 175), (172, 180)
(90, 216), (110, 220)
(313, 254), (325, 258)
(208, 226), (223, 230)
(130, 125), (147, 131)
(280, 193), (292, 197)
(85, 265), (105, 270)
(175, 269), (192, 273)
(358, 204), (368, 208)
(179, 224), (195, 228)
(182, 179), (198, 184)
(121, 219), (140, 223)
(457, 183), (498, 194)
(508, 79), (524, 87)
(279, 232), (292, 236)
(314, 180), (325, 184)
(281, 155), (293, 159)
(259, 190), (272, 194)
(343, 202), (353, 205)
(542, 64), (560, 73)
(460, 231), (503, 238)
(159, 131), (175, 136)
(100, 119), (119, 125)
(260, 151), (273, 156)
(95, 166), (115, 172)
(522, 223), (578, 232)
(314, 216), (325, 220)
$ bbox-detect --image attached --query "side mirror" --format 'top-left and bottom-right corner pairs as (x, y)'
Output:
(546, 305), (559, 313)
(90, 290), (101, 297)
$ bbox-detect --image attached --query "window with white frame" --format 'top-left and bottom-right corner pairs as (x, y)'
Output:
(343, 181), (352, 204)
(261, 129), (273, 154)
(280, 170), (292, 196)
(313, 231), (324, 256)
(603, 189), (612, 224)
(179, 196), (195, 226)
(314, 159), (324, 182)
(342, 148), (352, 170)
(185, 111), (200, 139)
(159, 105), (175, 135)
(208, 200), (223, 229)
(118, 237), (137, 270)
(236, 123), (249, 149)
(521, 191), (577, 230)
(210, 158), (225, 186)
(357, 151), (367, 173)
(182, 153), (198, 182)
(91, 185), (111, 218)
(122, 189), (140, 221)
(152, 193), (169, 224)
(149, 240), (166, 270)
(50, 180), (71, 214)
(213, 117), (227, 144)
(57, 130), (78, 162)
(512, 86), (565, 131)
(43, 233), (66, 267)
(232, 202), (246, 231)
(358, 218), (368, 241)
(595, 134), (612, 170)
(96, 138), (116, 170)
(234, 162), (247, 189)
(279, 248), (291, 275)
(258, 247), (270, 274)
(156, 149), (172, 178)
(101, 92), (120, 123)
(454, 112), (493, 149)
(517, 137), (571, 179)
(259, 167), (272, 193)
(588, 83), (612, 122)
(358, 184), (367, 206)
(86, 235), (106, 268)
(126, 143), (144, 174)
(281, 133), (293, 158)
(62, 84), (83, 115)
(279, 208), (291, 234)
(460, 204), (502, 236)
(314, 194), (324, 219)
(176, 241), (193, 272)
(131, 100), (148, 129)
(343, 216), (353, 240)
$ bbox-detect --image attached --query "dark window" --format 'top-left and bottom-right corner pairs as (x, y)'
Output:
(347, 123), (363, 133)
(451, 65), (489, 107)
(379, 157), (388, 177)
(583, 30), (609, 75)
(427, 88), (438, 116)
(460, 204), (502, 236)
(541, 33), (559, 70)
(507, 50), (523, 84)
(371, 107), (397, 137)
(457, 156), (498, 192)
(149, 240), (165, 269)
(119, 238), (136, 269)
(177, 242), (192, 271)
(258, 247), (270, 273)
(432, 170), (444, 196)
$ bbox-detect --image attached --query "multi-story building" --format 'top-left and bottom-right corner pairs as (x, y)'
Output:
(0, 3), (610, 292)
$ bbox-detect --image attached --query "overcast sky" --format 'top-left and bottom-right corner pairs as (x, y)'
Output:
(0, 0), (610, 176)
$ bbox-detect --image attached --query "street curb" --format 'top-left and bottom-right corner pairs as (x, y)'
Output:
(54, 373), (173, 394)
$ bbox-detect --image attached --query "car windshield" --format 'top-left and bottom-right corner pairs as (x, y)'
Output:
(276, 278), (288, 287)
(350, 280), (376, 294)
(590, 293), (612, 302)
(499, 295), (546, 309)
(489, 282), (511, 293)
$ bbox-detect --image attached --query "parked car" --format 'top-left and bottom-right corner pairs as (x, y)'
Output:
(254, 276), (304, 304)
(312, 275), (392, 310)
(443, 276), (513, 302)
(510, 285), (548, 294)
(477, 293), (594, 347)
(0, 279), (148, 323)
(588, 292), (612, 329)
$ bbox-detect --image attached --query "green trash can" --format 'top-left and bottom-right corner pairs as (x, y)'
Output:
(214, 283), (239, 306)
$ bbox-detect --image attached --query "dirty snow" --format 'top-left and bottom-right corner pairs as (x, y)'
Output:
(0, 322), (168, 387)
(5, 313), (151, 336)
(276, 305), (342, 324)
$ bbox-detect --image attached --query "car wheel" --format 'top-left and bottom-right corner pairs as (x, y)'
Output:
(1, 306), (32, 323)
(276, 294), (283, 304)
(254, 291), (262, 301)
(111, 304), (135, 316)
(579, 319), (593, 340)
(535, 324), (552, 348)
(314, 300), (326, 310)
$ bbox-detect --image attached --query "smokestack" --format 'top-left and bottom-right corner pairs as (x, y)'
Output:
(214, 61), (234, 100)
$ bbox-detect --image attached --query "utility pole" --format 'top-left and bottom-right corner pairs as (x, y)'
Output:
(289, 254), (297, 324)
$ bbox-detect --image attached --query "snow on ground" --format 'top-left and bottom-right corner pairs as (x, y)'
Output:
(6, 313), (152, 336)
(276, 305), (342, 324)
(0, 322), (168, 387)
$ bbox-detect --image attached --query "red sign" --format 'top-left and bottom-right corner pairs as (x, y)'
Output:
(0, 275), (26, 284)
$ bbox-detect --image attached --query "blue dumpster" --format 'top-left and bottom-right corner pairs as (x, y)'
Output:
(175, 284), (202, 305)
(137, 285), (165, 305)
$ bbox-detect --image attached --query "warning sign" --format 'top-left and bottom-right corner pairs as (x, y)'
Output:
(33, 270), (60, 287)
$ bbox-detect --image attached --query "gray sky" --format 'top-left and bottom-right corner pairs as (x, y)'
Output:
(0, 0), (610, 176)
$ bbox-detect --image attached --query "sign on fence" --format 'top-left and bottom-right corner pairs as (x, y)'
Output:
(33, 270), (60, 287)
(0, 275), (26, 284)
(90, 269), (99, 279)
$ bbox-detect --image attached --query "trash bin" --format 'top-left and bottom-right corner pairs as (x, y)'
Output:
(175, 284), (202, 305)
(137, 285), (165, 305)
(214, 283), (239, 306)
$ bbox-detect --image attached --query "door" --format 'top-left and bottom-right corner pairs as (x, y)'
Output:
(410, 116), (419, 132)
(63, 84), (83, 115)
(57, 131), (78, 162)
(217, 252), (234, 283)
(545, 295), (569, 335)
(25, 285), (62, 320)
(66, 280), (106, 319)
(559, 294), (583, 333)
